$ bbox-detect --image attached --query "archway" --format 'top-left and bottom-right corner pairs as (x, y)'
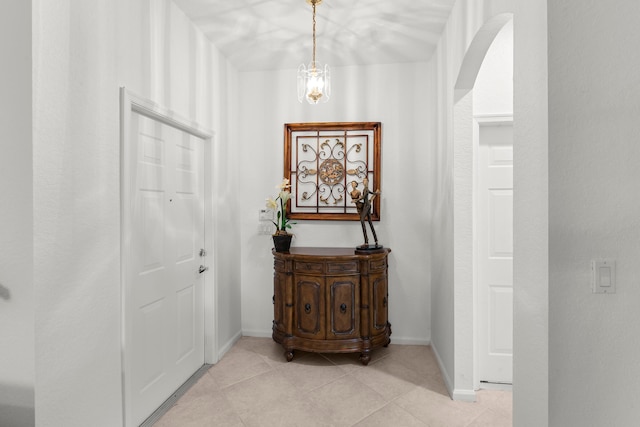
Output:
(452, 12), (513, 401)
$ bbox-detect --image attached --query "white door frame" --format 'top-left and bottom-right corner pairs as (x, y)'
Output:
(473, 114), (513, 389)
(119, 88), (218, 425)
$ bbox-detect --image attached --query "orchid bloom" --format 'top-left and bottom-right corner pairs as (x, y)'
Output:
(266, 197), (278, 210)
(279, 190), (291, 204)
(266, 179), (295, 234)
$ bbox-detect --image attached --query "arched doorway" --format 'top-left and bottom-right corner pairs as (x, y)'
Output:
(452, 12), (513, 399)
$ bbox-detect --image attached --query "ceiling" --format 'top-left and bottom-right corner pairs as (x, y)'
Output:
(172, 0), (456, 71)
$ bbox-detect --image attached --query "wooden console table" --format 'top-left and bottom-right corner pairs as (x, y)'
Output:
(272, 247), (391, 365)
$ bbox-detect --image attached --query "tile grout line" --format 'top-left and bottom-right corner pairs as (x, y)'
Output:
(462, 407), (492, 427)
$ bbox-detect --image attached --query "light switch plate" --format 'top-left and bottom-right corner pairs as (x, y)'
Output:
(591, 259), (616, 294)
(259, 208), (274, 222)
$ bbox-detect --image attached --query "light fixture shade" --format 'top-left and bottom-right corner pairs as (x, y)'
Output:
(297, 62), (331, 104)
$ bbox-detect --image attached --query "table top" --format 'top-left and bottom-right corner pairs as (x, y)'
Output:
(273, 246), (390, 257)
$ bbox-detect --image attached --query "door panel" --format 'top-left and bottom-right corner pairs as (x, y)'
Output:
(478, 122), (513, 384)
(129, 112), (205, 426)
(327, 277), (359, 339)
(488, 286), (513, 354)
(138, 299), (165, 390)
(176, 285), (196, 362)
(489, 190), (513, 258)
(295, 276), (324, 339)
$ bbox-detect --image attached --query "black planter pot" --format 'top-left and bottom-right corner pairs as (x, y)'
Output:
(272, 234), (292, 252)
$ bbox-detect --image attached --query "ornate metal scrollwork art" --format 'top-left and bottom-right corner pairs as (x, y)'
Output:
(284, 122), (381, 221)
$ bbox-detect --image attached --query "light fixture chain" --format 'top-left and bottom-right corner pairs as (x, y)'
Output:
(298, 0), (329, 104)
(312, 2), (317, 70)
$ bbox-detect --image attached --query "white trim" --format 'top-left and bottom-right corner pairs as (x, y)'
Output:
(119, 88), (216, 426)
(474, 114), (514, 126)
(431, 341), (454, 399)
(452, 388), (477, 402)
(241, 329), (273, 338)
(203, 128), (217, 366)
(217, 330), (243, 361)
(387, 337), (430, 346)
(432, 340), (477, 402)
(473, 116), (481, 391)
(453, 92), (476, 401)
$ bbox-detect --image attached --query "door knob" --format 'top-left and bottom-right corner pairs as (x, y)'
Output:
(198, 265), (208, 274)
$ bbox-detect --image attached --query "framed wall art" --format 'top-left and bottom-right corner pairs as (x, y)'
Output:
(284, 122), (381, 221)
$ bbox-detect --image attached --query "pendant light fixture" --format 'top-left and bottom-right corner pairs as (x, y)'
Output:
(297, 0), (331, 104)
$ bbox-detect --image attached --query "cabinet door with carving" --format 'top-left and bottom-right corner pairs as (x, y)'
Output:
(294, 275), (325, 339)
(326, 276), (360, 340)
(370, 273), (389, 336)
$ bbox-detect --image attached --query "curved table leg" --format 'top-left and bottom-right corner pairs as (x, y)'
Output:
(285, 350), (294, 362)
(359, 352), (371, 366)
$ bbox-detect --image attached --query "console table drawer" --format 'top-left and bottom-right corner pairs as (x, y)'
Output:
(369, 258), (387, 271)
(294, 261), (324, 274)
(327, 261), (359, 274)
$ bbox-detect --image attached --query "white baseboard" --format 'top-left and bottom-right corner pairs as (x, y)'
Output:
(452, 388), (476, 402)
(431, 341), (454, 399)
(389, 337), (430, 346)
(217, 330), (242, 361)
(431, 341), (477, 402)
(241, 329), (272, 338)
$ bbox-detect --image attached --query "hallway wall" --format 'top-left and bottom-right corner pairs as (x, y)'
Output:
(32, 1), (240, 425)
(237, 63), (433, 345)
(0, 2), (34, 426)
(548, 1), (640, 425)
(512, 0), (548, 425)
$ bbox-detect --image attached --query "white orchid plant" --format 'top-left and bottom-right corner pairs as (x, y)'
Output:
(266, 178), (294, 235)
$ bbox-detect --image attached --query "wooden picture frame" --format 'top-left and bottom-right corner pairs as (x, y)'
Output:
(284, 122), (381, 221)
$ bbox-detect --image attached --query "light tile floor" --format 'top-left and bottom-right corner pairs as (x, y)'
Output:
(155, 337), (512, 427)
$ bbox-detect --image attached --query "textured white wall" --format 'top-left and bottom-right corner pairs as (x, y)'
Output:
(548, 1), (640, 425)
(452, 92), (475, 398)
(0, 1), (34, 426)
(32, 0), (240, 425)
(429, 21), (455, 389)
(513, 0), (548, 425)
(33, 1), (122, 424)
(238, 63), (433, 344)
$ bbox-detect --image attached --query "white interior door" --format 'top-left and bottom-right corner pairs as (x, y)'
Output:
(126, 111), (206, 426)
(478, 121), (513, 384)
